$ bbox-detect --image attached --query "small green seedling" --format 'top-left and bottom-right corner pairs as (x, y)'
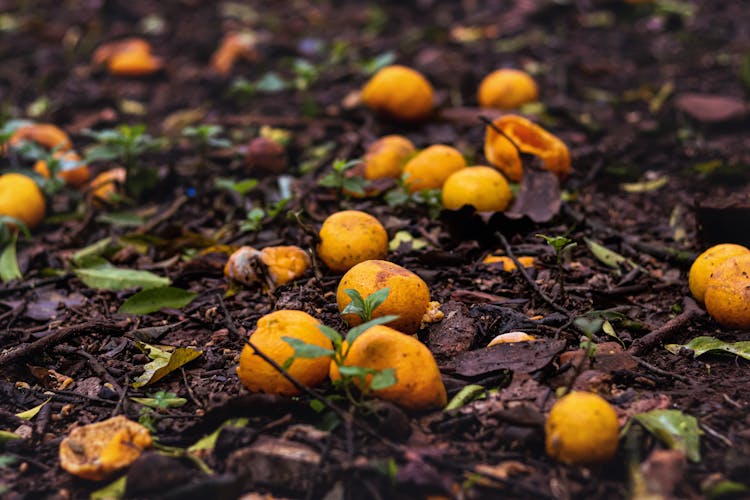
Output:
(282, 288), (398, 405)
(182, 124), (231, 167)
(341, 287), (390, 322)
(537, 233), (576, 299)
(318, 158), (366, 197)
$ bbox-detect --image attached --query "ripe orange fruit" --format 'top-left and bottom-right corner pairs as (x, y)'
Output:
(704, 254), (750, 329)
(337, 260), (430, 335)
(478, 69), (539, 109)
(442, 166), (513, 212)
(9, 123), (72, 151)
(89, 168), (126, 207)
(0, 173), (46, 230)
(402, 144), (466, 193)
(484, 115), (570, 182)
(317, 210), (388, 273)
(688, 243), (750, 303)
(545, 392), (619, 465)
(236, 310), (332, 396)
(33, 150), (91, 188)
(330, 324), (447, 411)
(59, 415), (152, 481)
(482, 255), (536, 271)
(362, 135), (415, 180)
(93, 38), (162, 76)
(361, 65), (434, 121)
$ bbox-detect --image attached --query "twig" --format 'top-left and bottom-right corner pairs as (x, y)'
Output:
(181, 367), (204, 408)
(0, 320), (128, 365)
(628, 298), (703, 355)
(0, 274), (72, 296)
(495, 231), (571, 317)
(135, 195), (188, 234)
(633, 356), (690, 383)
(54, 345), (123, 397)
(112, 376), (129, 417)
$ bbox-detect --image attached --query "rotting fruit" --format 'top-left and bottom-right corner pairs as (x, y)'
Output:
(488, 331), (536, 346)
(362, 135), (415, 180)
(704, 254), (750, 329)
(225, 245), (310, 287)
(211, 32), (259, 76)
(237, 310), (332, 396)
(484, 114), (570, 182)
(317, 210), (388, 273)
(0, 173), (46, 230)
(89, 167), (126, 207)
(688, 243), (750, 303)
(330, 324), (447, 411)
(33, 150), (91, 188)
(9, 123), (72, 152)
(361, 65), (434, 122)
(59, 415), (152, 481)
(545, 391), (619, 465)
(402, 144), (467, 193)
(442, 166), (513, 212)
(337, 259), (430, 335)
(478, 68), (539, 109)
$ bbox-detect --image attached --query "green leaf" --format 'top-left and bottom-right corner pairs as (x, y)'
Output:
(584, 237), (627, 269)
(75, 266), (170, 291)
(369, 368), (397, 390)
(364, 287), (390, 317)
(130, 391), (187, 409)
(96, 212), (146, 227)
(215, 177), (258, 195)
(388, 231), (428, 251)
(317, 325), (343, 349)
(445, 384), (487, 411)
(0, 431), (21, 444)
(256, 72), (288, 92)
(15, 398), (51, 420)
(537, 234), (575, 254)
(703, 478), (749, 499)
(361, 51), (396, 75)
(118, 286), (197, 315)
(621, 175), (669, 193)
(632, 409), (702, 462)
(344, 315), (400, 346)
(281, 336), (335, 359)
(71, 237), (115, 266)
(90, 475), (127, 500)
(132, 342), (202, 388)
(573, 316), (604, 337)
(0, 232), (21, 283)
(341, 288), (367, 319)
(665, 336), (750, 361)
(188, 418), (249, 453)
(337, 365), (376, 385)
(741, 52), (750, 94)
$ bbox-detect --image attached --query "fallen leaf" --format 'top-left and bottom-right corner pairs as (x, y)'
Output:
(132, 342), (202, 388)
(505, 169), (562, 223)
(674, 93), (747, 123)
(15, 398), (51, 420)
(118, 286), (197, 315)
(75, 263), (170, 291)
(665, 336), (750, 361)
(0, 232), (21, 283)
(442, 339), (566, 377)
(632, 409), (702, 462)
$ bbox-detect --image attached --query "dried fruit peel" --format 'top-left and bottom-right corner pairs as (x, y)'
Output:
(225, 245), (310, 287)
(59, 416), (152, 481)
(9, 123), (72, 151)
(33, 151), (91, 188)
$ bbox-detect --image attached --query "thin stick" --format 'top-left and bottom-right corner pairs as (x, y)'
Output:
(633, 356), (690, 383)
(495, 231), (571, 317)
(628, 298), (703, 355)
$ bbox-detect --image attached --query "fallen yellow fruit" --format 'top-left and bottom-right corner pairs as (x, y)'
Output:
(0, 173), (46, 230)
(704, 254), (750, 329)
(361, 65), (434, 122)
(317, 210), (388, 273)
(688, 243), (750, 303)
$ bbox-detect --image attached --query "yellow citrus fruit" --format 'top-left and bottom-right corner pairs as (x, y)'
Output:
(361, 65), (434, 121)
(59, 415), (152, 481)
(362, 135), (416, 180)
(402, 144), (467, 193)
(330, 324), (447, 411)
(484, 115), (570, 182)
(108, 49), (163, 76)
(89, 167), (126, 206)
(224, 246), (310, 287)
(487, 331), (536, 346)
(237, 310), (332, 396)
(688, 243), (750, 303)
(337, 259), (430, 335)
(442, 166), (512, 212)
(704, 254), (750, 329)
(0, 173), (46, 230)
(478, 69), (539, 109)
(9, 123), (72, 151)
(482, 255), (536, 271)
(33, 150), (91, 188)
(317, 210), (388, 273)
(545, 391), (619, 465)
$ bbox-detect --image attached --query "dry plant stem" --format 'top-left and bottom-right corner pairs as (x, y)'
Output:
(0, 274), (72, 296)
(181, 367), (204, 408)
(135, 195), (187, 234)
(628, 297), (703, 355)
(54, 345), (123, 397)
(633, 356), (690, 383)
(495, 231), (571, 317)
(0, 320), (127, 365)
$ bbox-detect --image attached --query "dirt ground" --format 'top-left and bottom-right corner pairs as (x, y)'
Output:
(1, 0), (749, 498)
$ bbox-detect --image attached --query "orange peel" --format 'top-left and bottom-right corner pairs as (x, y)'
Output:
(33, 150), (91, 188)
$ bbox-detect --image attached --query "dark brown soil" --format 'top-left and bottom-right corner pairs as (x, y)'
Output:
(1, 1), (749, 499)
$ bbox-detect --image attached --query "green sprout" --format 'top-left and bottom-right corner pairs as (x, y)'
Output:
(282, 288), (398, 405)
(537, 233), (577, 300)
(182, 124), (231, 167)
(318, 158), (366, 197)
